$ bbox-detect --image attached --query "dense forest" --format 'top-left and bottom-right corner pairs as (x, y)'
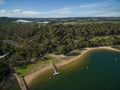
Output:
(0, 17), (120, 83)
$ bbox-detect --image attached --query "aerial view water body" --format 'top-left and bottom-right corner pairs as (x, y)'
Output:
(30, 49), (120, 90)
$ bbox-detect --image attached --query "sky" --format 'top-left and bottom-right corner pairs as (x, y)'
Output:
(0, 0), (120, 17)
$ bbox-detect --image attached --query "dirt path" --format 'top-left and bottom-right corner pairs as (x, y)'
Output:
(14, 74), (28, 90)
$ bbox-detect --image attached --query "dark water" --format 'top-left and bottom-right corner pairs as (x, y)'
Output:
(30, 49), (120, 90)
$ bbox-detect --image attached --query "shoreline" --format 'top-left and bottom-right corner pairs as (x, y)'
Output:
(24, 46), (120, 86)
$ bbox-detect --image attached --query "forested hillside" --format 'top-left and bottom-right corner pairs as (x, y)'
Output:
(0, 20), (120, 82)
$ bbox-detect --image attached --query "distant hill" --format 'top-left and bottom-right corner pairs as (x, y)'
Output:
(0, 17), (16, 23)
(0, 17), (120, 23)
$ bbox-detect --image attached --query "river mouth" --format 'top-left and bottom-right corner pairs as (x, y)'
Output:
(30, 49), (120, 90)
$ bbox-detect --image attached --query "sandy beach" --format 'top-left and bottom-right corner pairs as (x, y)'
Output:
(24, 46), (120, 86)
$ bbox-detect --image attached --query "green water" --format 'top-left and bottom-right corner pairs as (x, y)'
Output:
(30, 49), (120, 90)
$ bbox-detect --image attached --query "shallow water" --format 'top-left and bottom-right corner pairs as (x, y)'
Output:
(30, 49), (120, 90)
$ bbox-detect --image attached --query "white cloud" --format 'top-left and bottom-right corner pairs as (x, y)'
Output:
(0, 10), (6, 13)
(10, 9), (39, 15)
(0, 0), (120, 17)
(79, 0), (117, 9)
(99, 7), (120, 12)
(21, 10), (40, 15)
(0, 7), (73, 17)
(0, 9), (40, 17)
(11, 9), (23, 13)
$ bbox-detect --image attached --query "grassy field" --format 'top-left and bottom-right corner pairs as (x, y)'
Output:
(16, 50), (82, 76)
(16, 56), (57, 76)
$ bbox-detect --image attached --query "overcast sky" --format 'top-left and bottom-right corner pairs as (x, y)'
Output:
(0, 0), (120, 17)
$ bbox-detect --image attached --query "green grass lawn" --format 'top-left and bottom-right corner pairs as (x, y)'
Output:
(16, 56), (56, 76)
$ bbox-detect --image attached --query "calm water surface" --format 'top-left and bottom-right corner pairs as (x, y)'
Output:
(30, 49), (120, 90)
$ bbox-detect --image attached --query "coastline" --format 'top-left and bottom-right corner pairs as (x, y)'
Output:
(24, 46), (120, 86)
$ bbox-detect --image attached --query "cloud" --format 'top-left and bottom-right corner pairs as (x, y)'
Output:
(10, 9), (39, 15)
(0, 9), (6, 13)
(11, 9), (23, 13)
(0, 0), (120, 17)
(0, 9), (39, 14)
(80, 0), (120, 9)
(22, 10), (39, 15)
(0, 7), (73, 17)
(99, 7), (120, 12)
(0, 9), (40, 17)
(78, 0), (120, 17)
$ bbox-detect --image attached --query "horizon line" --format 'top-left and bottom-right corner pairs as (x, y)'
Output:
(0, 16), (120, 18)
